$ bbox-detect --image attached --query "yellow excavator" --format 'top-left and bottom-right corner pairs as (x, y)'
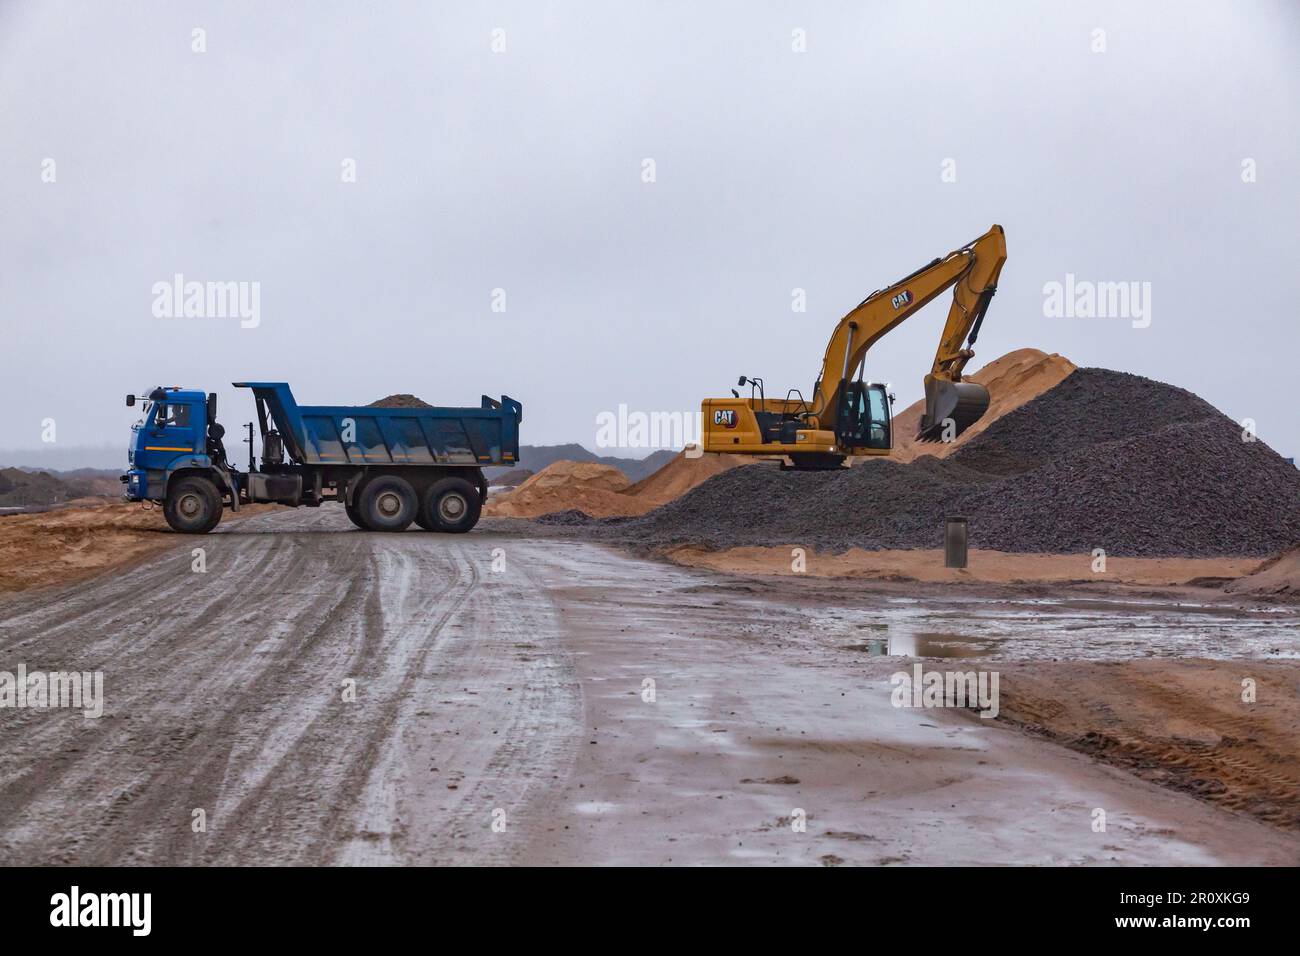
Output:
(700, 224), (1007, 470)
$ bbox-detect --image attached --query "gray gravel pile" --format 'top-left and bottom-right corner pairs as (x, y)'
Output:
(950, 367), (1221, 475)
(604, 368), (1300, 557)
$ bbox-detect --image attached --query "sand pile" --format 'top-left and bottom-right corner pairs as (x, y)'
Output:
(367, 394), (432, 408)
(1226, 547), (1300, 598)
(609, 367), (1300, 557)
(486, 452), (752, 519)
(486, 462), (645, 518)
(0, 501), (277, 593)
(892, 348), (1076, 462)
(625, 451), (753, 503)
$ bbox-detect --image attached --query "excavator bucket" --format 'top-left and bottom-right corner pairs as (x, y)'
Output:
(917, 376), (990, 442)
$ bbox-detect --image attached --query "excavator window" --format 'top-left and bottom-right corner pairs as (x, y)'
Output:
(866, 385), (890, 448)
(836, 382), (891, 450)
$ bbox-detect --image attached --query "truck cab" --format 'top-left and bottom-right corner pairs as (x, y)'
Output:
(124, 387), (218, 504)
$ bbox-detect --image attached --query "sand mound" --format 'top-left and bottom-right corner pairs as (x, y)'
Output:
(518, 461), (630, 493)
(367, 394), (432, 408)
(892, 348), (1076, 462)
(625, 451), (753, 505)
(0, 501), (279, 593)
(486, 452), (753, 519)
(1226, 547), (1300, 598)
(486, 462), (641, 518)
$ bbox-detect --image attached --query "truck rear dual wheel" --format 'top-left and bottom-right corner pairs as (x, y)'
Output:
(164, 476), (224, 534)
(356, 476), (418, 532)
(418, 477), (481, 533)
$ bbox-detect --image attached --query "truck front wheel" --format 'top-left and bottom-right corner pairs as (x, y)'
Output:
(357, 476), (417, 532)
(164, 476), (224, 534)
(421, 477), (482, 533)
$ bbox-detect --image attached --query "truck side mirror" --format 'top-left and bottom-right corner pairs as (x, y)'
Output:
(738, 376), (748, 387)
(126, 394), (136, 407)
(207, 393), (218, 425)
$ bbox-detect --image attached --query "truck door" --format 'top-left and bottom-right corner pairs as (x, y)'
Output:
(147, 399), (200, 453)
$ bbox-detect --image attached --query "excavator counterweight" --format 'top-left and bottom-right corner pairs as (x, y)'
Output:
(699, 225), (1007, 469)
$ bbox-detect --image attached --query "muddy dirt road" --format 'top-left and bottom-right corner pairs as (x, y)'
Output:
(1, 508), (1296, 865)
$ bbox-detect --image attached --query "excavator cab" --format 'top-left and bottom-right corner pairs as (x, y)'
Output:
(835, 381), (892, 451)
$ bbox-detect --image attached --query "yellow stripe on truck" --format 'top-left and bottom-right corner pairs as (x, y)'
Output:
(144, 446), (193, 452)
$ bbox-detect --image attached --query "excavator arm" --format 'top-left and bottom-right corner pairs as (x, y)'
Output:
(699, 224), (1007, 469)
(810, 224), (1006, 439)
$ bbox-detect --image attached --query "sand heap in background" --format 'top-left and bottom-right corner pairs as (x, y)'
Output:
(486, 452), (752, 518)
(367, 394), (432, 408)
(487, 462), (640, 518)
(1226, 547), (1300, 597)
(891, 348), (1076, 462)
(624, 451), (753, 503)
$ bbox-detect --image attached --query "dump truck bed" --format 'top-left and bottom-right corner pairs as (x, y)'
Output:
(234, 382), (521, 467)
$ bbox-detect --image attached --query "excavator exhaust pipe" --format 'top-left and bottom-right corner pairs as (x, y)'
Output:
(918, 376), (990, 442)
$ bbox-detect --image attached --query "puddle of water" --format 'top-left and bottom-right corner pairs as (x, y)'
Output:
(809, 600), (1300, 662)
(845, 633), (998, 659)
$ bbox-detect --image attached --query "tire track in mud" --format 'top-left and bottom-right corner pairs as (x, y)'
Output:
(189, 550), (481, 865)
(0, 520), (389, 863)
(337, 553), (583, 865)
(0, 509), (582, 865)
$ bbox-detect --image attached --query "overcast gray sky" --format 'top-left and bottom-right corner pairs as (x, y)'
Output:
(2, 0), (1298, 465)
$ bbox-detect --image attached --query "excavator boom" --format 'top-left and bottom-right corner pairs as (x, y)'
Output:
(700, 225), (1007, 469)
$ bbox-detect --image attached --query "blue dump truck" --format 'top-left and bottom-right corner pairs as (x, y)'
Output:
(122, 383), (521, 534)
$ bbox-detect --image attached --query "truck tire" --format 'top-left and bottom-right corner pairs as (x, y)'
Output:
(421, 476), (482, 533)
(164, 476), (223, 534)
(357, 475), (416, 532)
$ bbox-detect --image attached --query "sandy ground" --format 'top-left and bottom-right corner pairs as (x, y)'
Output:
(665, 544), (1262, 587)
(0, 507), (1297, 865)
(994, 660), (1300, 830)
(0, 500), (280, 595)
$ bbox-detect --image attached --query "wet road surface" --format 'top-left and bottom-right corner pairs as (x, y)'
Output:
(0, 508), (1295, 865)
